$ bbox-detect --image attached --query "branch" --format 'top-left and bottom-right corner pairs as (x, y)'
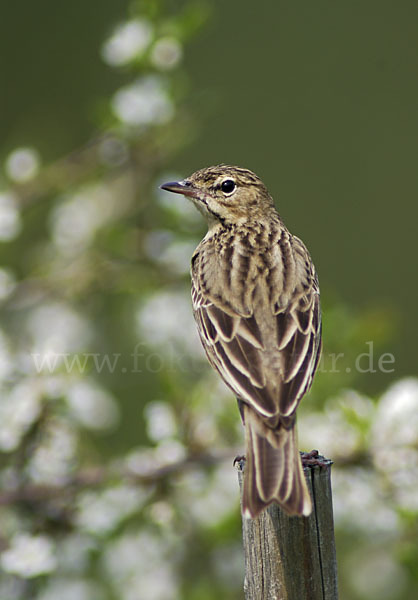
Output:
(0, 449), (231, 506)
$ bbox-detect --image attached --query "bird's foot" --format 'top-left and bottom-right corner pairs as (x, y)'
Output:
(233, 455), (246, 471)
(300, 449), (329, 468)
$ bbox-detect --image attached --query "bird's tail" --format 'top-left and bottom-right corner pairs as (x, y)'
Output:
(242, 408), (312, 518)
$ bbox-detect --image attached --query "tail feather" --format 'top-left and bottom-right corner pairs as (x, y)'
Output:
(242, 409), (312, 518)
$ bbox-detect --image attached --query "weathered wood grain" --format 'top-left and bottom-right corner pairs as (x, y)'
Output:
(237, 456), (338, 600)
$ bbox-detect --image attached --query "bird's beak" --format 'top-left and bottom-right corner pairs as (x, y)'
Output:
(160, 180), (200, 199)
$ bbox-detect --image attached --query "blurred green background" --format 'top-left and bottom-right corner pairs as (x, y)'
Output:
(2, 0), (417, 386)
(0, 1), (417, 599)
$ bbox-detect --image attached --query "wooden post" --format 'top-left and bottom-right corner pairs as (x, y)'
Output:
(237, 455), (338, 600)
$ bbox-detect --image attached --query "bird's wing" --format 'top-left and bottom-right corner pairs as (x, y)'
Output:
(191, 240), (321, 423)
(273, 286), (322, 417)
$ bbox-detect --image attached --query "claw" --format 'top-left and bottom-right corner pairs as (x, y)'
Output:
(233, 455), (246, 470)
(300, 449), (329, 468)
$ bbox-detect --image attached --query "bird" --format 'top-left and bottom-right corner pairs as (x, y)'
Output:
(160, 165), (321, 518)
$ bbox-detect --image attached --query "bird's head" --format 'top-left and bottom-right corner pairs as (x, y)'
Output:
(160, 165), (275, 227)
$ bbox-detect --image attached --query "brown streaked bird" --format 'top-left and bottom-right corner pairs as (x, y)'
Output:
(160, 165), (321, 518)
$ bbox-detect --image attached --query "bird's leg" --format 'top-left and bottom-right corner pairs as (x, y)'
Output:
(233, 401), (247, 471)
(236, 399), (246, 424)
(300, 449), (328, 467)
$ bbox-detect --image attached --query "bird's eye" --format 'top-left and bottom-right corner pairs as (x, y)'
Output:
(221, 179), (236, 195)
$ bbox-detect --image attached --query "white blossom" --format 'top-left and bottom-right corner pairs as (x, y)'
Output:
(371, 378), (418, 511)
(66, 379), (119, 430)
(155, 439), (187, 465)
(144, 400), (177, 442)
(5, 147), (40, 182)
(75, 485), (148, 535)
(56, 534), (97, 573)
(112, 76), (173, 126)
(0, 380), (42, 451)
(125, 440), (186, 477)
(150, 37), (183, 70)
(147, 501), (175, 527)
(102, 531), (179, 600)
(0, 328), (13, 381)
(0, 193), (21, 241)
(176, 461), (238, 526)
(158, 239), (199, 275)
(27, 302), (91, 358)
(137, 289), (203, 357)
(28, 418), (77, 484)
(299, 391), (374, 459)
(372, 378), (418, 451)
(50, 184), (119, 256)
(0, 534), (57, 578)
(102, 19), (153, 66)
(38, 578), (101, 600)
(331, 467), (398, 533)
